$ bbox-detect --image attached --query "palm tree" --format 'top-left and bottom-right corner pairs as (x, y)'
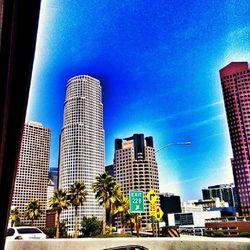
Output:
(114, 195), (129, 233)
(49, 189), (70, 238)
(92, 172), (116, 234)
(9, 207), (21, 227)
(124, 213), (136, 235)
(24, 199), (42, 226)
(109, 184), (123, 228)
(68, 180), (88, 238)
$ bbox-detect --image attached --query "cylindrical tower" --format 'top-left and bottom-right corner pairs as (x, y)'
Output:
(59, 75), (104, 232)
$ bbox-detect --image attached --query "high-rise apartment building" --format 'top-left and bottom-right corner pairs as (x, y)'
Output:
(12, 121), (50, 227)
(59, 75), (104, 232)
(105, 164), (114, 177)
(49, 167), (58, 189)
(202, 183), (237, 208)
(220, 62), (250, 215)
(114, 134), (159, 230)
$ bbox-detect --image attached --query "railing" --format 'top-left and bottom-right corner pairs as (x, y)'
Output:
(205, 216), (250, 223)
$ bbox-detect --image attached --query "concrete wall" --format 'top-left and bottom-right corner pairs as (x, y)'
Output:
(4, 237), (250, 250)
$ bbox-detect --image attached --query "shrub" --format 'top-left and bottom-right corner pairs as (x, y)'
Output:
(41, 220), (68, 238)
(59, 220), (69, 238)
(94, 233), (134, 238)
(240, 232), (250, 238)
(213, 231), (224, 237)
(203, 232), (210, 237)
(80, 216), (102, 237)
(41, 227), (56, 238)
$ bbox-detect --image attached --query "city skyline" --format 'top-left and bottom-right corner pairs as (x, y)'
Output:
(26, 1), (250, 201)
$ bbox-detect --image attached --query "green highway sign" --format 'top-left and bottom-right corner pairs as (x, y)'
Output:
(129, 190), (144, 213)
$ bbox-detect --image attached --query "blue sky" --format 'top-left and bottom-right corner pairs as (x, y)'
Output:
(26, 0), (250, 201)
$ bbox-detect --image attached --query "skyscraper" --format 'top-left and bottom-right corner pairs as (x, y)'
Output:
(113, 134), (159, 230)
(220, 62), (250, 215)
(59, 75), (104, 232)
(202, 183), (237, 208)
(105, 164), (114, 177)
(12, 121), (50, 227)
(49, 167), (58, 189)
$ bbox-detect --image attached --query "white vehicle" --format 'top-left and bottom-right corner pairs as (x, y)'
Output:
(6, 226), (47, 240)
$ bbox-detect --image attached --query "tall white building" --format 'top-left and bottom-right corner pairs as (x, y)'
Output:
(59, 75), (104, 232)
(12, 121), (50, 228)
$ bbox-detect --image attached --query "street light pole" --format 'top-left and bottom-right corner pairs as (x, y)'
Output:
(154, 140), (191, 237)
(155, 141), (191, 153)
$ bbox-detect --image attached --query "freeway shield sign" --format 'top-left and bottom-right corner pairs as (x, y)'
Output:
(129, 190), (144, 213)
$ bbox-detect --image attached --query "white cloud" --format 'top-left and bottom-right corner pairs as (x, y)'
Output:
(165, 177), (201, 186)
(227, 27), (250, 47)
(220, 27), (250, 67)
(152, 100), (224, 125)
(159, 176), (201, 197)
(179, 113), (226, 131)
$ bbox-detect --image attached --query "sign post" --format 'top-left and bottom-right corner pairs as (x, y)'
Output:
(146, 189), (164, 237)
(129, 190), (144, 237)
(155, 205), (164, 237)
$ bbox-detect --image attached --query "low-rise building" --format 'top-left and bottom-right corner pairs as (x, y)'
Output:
(194, 198), (229, 211)
(46, 210), (56, 227)
(205, 216), (250, 237)
(160, 193), (181, 226)
(168, 211), (221, 235)
(181, 201), (203, 213)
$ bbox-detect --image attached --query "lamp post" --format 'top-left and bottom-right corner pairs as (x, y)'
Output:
(155, 141), (191, 153)
(154, 141), (191, 237)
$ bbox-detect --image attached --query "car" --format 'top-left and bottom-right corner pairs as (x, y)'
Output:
(6, 226), (47, 240)
(102, 245), (148, 250)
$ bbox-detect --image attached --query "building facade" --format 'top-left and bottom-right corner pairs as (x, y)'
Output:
(205, 217), (250, 237)
(47, 179), (55, 209)
(181, 201), (203, 213)
(160, 193), (181, 225)
(202, 183), (237, 208)
(113, 134), (159, 230)
(49, 167), (58, 189)
(220, 62), (250, 215)
(12, 121), (50, 228)
(59, 75), (104, 232)
(168, 211), (221, 236)
(105, 164), (114, 177)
